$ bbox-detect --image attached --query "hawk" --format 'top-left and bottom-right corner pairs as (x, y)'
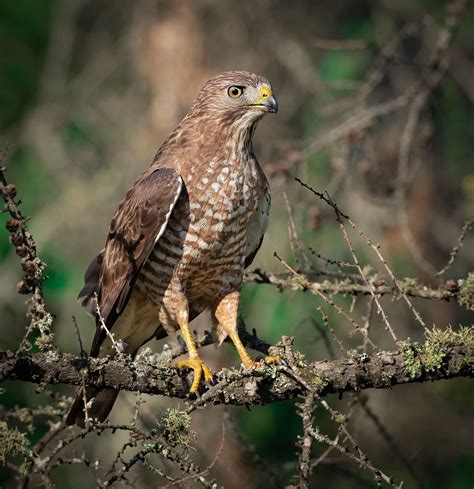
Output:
(66, 71), (277, 426)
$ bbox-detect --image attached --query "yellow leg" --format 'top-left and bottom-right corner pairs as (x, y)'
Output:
(214, 291), (280, 369)
(175, 320), (213, 393)
(228, 330), (253, 369)
(215, 291), (254, 370)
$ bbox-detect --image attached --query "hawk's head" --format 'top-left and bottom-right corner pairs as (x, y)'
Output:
(190, 71), (278, 123)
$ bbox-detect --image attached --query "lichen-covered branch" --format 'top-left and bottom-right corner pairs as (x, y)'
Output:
(2, 327), (472, 407)
(244, 268), (469, 305)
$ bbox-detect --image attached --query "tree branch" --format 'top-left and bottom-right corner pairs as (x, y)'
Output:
(2, 328), (472, 407)
(244, 269), (462, 303)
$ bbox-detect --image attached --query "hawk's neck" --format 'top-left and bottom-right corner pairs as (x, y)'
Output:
(155, 113), (260, 173)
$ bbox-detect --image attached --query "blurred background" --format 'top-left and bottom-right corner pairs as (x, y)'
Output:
(1, 0), (473, 487)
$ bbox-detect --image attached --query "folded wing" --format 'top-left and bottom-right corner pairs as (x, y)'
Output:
(79, 167), (183, 356)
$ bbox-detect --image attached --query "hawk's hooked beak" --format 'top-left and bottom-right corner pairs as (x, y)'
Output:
(264, 94), (278, 113)
(248, 86), (278, 113)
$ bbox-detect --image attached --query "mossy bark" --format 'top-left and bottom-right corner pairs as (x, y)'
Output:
(1, 327), (472, 406)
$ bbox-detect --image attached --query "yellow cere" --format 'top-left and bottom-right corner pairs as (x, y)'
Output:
(259, 85), (272, 103)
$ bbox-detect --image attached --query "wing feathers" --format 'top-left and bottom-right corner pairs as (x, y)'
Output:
(100, 168), (182, 322)
(79, 167), (182, 356)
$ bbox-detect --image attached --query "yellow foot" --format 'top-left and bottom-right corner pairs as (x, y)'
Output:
(251, 355), (280, 368)
(175, 357), (213, 393)
(263, 355), (280, 365)
(238, 355), (281, 371)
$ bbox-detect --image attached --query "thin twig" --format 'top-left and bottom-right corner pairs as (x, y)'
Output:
(436, 219), (473, 277)
(274, 252), (377, 348)
(296, 391), (317, 488)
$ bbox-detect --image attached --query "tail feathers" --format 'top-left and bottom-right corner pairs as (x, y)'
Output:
(66, 386), (119, 427)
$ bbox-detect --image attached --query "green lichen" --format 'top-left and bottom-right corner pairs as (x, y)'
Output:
(15, 408), (34, 430)
(254, 362), (279, 379)
(34, 329), (55, 351)
(311, 425), (326, 443)
(422, 339), (446, 372)
(293, 351), (308, 369)
(0, 421), (31, 476)
(220, 366), (244, 382)
(361, 264), (374, 276)
(398, 277), (419, 294)
(364, 265), (381, 285)
(158, 408), (194, 447)
(334, 412), (347, 424)
(347, 349), (359, 359)
(428, 326), (474, 371)
(459, 272), (474, 311)
(311, 374), (328, 391)
(154, 348), (173, 374)
(399, 341), (423, 379)
(33, 311), (55, 351)
(288, 275), (307, 291)
(428, 325), (473, 346)
(273, 373), (295, 392)
(399, 326), (474, 379)
(135, 345), (173, 377)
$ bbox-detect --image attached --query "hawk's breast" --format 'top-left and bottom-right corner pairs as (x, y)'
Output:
(138, 153), (269, 307)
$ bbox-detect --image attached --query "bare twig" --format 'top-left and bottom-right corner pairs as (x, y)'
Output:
(295, 391), (317, 488)
(436, 219), (473, 277)
(274, 252), (377, 348)
(95, 296), (126, 360)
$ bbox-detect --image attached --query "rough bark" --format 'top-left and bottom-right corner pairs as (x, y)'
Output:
(1, 332), (472, 407)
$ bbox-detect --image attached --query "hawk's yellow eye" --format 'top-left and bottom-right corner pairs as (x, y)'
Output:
(227, 86), (243, 98)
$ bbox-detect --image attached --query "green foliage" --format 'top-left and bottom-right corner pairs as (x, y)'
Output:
(238, 399), (300, 468)
(41, 250), (74, 297)
(320, 15), (373, 86)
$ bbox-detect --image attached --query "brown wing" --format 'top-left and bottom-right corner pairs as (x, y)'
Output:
(100, 168), (182, 319)
(84, 167), (182, 355)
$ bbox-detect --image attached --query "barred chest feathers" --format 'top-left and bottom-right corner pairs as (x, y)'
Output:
(183, 153), (269, 261)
